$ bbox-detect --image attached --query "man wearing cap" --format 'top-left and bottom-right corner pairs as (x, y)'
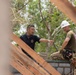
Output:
(50, 20), (76, 60)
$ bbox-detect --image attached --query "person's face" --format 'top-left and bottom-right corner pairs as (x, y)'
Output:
(63, 26), (70, 33)
(27, 27), (35, 35)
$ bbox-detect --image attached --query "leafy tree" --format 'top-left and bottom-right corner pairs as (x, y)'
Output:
(11, 0), (76, 59)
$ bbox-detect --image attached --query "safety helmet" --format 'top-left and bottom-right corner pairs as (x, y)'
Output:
(60, 20), (70, 28)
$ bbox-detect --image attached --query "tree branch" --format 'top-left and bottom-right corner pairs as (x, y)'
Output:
(38, 0), (58, 51)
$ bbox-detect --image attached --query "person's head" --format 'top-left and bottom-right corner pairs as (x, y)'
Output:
(27, 25), (35, 35)
(60, 20), (70, 33)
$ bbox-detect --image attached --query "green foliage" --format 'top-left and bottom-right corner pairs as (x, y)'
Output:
(11, 0), (76, 58)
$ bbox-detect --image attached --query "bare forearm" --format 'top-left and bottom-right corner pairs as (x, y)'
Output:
(39, 38), (50, 42)
(60, 37), (70, 50)
(61, 41), (68, 50)
(39, 38), (54, 46)
(40, 38), (54, 43)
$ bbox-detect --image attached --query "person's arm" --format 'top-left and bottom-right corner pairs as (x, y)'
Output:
(34, 35), (54, 45)
(60, 31), (72, 53)
(60, 37), (70, 50)
(39, 38), (54, 45)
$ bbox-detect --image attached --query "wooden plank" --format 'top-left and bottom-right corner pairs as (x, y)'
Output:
(11, 57), (34, 75)
(11, 44), (50, 75)
(11, 33), (61, 75)
(50, 0), (76, 24)
(11, 46), (43, 75)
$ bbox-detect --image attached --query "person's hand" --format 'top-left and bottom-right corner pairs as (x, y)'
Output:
(48, 40), (54, 45)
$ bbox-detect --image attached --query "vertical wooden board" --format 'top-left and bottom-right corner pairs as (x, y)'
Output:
(0, 0), (10, 75)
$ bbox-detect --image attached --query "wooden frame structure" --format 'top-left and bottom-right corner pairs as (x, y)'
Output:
(10, 0), (76, 75)
(11, 33), (61, 75)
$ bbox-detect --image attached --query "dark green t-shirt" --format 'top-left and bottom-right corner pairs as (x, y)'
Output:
(65, 30), (76, 52)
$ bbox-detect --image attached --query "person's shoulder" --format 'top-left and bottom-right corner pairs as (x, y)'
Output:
(33, 35), (40, 38)
(33, 35), (37, 37)
(20, 34), (26, 38)
(67, 30), (75, 36)
(68, 30), (74, 34)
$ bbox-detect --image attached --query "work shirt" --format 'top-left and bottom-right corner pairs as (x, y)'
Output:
(65, 30), (76, 53)
(20, 34), (41, 50)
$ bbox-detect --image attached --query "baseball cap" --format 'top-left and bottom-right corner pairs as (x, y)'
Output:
(60, 20), (70, 28)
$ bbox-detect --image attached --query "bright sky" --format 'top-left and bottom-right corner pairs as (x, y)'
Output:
(18, 0), (49, 35)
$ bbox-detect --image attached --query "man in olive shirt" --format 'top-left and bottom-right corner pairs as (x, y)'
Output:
(51, 20), (76, 60)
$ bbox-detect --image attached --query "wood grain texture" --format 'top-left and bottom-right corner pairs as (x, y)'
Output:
(11, 33), (61, 75)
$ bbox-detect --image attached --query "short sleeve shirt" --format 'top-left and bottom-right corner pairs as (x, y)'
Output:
(65, 30), (76, 52)
(20, 34), (41, 50)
